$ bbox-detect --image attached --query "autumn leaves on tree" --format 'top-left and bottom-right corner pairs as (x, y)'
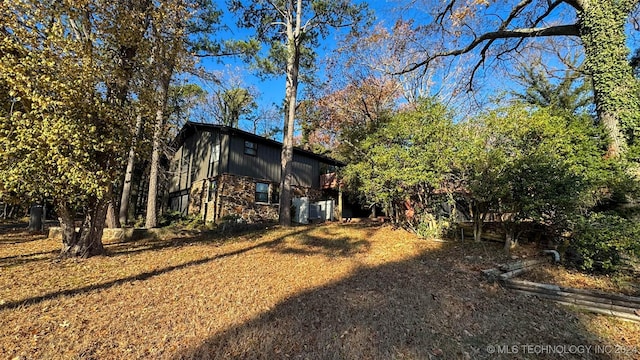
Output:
(0, 0), (251, 256)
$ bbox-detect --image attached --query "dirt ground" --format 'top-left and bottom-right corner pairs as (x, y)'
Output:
(1, 223), (638, 359)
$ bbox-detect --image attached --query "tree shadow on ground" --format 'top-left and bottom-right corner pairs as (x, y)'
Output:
(0, 232), (288, 312)
(0, 225), (373, 312)
(102, 223), (286, 257)
(174, 243), (613, 360)
(0, 223), (373, 275)
(267, 225), (373, 258)
(0, 249), (59, 268)
(103, 223), (375, 259)
(0, 230), (46, 244)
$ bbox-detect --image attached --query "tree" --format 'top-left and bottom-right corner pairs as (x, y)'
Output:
(118, 112), (145, 226)
(330, 20), (466, 108)
(213, 87), (257, 128)
(167, 83), (208, 127)
(231, 0), (370, 226)
(343, 99), (457, 227)
(0, 0), (131, 256)
(511, 61), (593, 115)
(143, 0), (253, 228)
(102, 0), (155, 229)
(298, 77), (401, 161)
(245, 104), (282, 139)
(402, 0), (640, 157)
(144, 0), (191, 229)
(458, 104), (611, 252)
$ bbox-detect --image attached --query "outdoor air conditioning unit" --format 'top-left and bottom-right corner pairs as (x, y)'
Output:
(292, 197), (309, 224)
(309, 204), (321, 221)
(315, 200), (335, 221)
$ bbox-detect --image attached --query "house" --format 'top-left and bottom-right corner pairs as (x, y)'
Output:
(168, 122), (344, 223)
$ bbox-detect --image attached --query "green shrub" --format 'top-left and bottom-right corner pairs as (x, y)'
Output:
(156, 210), (206, 229)
(158, 210), (185, 227)
(567, 213), (640, 273)
(134, 215), (145, 228)
(416, 213), (451, 240)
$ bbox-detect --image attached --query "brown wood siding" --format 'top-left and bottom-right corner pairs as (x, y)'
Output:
(191, 130), (211, 183)
(170, 125), (327, 193)
(181, 136), (195, 190)
(194, 130), (222, 179)
(168, 147), (182, 193)
(292, 153), (319, 187)
(228, 135), (281, 182)
(220, 132), (230, 175)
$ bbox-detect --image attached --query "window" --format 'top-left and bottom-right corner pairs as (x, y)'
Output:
(255, 182), (269, 203)
(169, 190), (189, 215)
(244, 140), (257, 156)
(271, 184), (279, 204)
(208, 180), (217, 202)
(180, 149), (190, 187)
(209, 143), (220, 177)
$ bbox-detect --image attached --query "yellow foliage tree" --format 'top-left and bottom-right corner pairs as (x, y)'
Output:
(0, 1), (134, 256)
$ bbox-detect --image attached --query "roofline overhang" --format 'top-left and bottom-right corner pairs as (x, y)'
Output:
(172, 121), (346, 167)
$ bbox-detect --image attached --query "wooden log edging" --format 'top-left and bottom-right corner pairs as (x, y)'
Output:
(481, 257), (553, 282)
(499, 258), (548, 272)
(503, 279), (640, 323)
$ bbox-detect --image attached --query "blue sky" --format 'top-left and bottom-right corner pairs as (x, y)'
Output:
(190, 0), (640, 134)
(192, 1), (396, 130)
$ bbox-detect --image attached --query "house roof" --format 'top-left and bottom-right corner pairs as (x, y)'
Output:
(173, 121), (346, 167)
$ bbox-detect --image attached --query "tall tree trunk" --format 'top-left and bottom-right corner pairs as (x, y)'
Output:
(473, 214), (483, 243)
(58, 204), (77, 254)
(502, 219), (518, 254)
(105, 201), (119, 228)
(58, 199), (107, 258)
(77, 199), (107, 257)
(471, 200), (484, 242)
(278, 8), (302, 227)
(579, 1), (640, 156)
(145, 87), (168, 229)
(119, 113), (144, 226)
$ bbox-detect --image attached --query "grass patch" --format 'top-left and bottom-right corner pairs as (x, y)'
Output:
(1, 223), (638, 359)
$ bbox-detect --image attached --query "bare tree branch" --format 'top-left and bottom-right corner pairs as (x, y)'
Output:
(435, 0), (458, 24)
(400, 24), (580, 74)
(499, 0), (534, 31)
(531, 0), (565, 28)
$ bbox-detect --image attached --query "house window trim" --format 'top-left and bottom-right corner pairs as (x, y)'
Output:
(255, 182), (270, 204)
(208, 179), (217, 202)
(255, 181), (280, 205)
(244, 140), (258, 156)
(209, 142), (220, 177)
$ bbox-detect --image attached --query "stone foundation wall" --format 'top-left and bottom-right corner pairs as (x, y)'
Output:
(186, 173), (325, 223)
(210, 174), (324, 223)
(188, 180), (205, 216)
(215, 174), (278, 223)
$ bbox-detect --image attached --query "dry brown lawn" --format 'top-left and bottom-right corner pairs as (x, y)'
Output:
(1, 223), (639, 359)
(524, 265), (640, 297)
